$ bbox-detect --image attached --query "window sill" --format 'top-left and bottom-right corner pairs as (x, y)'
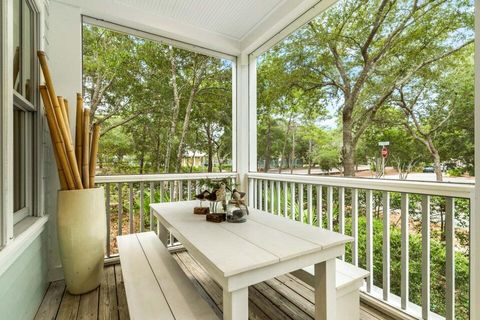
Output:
(0, 216), (49, 276)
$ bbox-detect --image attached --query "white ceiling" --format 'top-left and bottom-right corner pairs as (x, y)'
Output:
(113, 0), (285, 41)
(56, 0), (327, 55)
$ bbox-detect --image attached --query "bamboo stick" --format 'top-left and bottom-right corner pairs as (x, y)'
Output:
(58, 96), (71, 135)
(82, 109), (91, 188)
(75, 94), (83, 174)
(38, 51), (83, 189)
(63, 98), (70, 124)
(40, 86), (74, 190)
(89, 124), (100, 187)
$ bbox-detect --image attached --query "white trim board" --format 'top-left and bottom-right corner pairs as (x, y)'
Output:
(0, 216), (48, 276)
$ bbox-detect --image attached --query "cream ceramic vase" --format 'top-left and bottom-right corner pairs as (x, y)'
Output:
(57, 187), (106, 295)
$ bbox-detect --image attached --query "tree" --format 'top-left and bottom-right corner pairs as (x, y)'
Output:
(260, 0), (473, 176)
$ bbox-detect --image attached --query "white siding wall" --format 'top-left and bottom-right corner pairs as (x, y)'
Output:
(44, 0), (83, 280)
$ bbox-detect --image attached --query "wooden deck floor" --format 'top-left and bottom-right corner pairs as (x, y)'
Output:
(35, 251), (393, 320)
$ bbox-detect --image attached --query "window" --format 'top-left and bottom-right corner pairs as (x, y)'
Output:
(12, 0), (37, 223)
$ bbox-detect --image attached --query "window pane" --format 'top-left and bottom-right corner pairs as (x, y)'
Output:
(14, 108), (26, 212)
(13, 0), (21, 92)
(22, 0), (33, 102)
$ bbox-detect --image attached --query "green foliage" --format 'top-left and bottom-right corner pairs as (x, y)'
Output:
(83, 24), (233, 175)
(256, 0), (474, 177)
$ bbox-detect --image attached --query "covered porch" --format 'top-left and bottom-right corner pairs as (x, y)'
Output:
(1, 0), (479, 320)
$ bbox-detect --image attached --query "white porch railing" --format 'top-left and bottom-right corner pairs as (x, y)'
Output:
(247, 172), (474, 320)
(95, 172), (237, 257)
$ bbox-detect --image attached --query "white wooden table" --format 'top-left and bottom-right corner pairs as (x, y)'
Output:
(151, 201), (352, 320)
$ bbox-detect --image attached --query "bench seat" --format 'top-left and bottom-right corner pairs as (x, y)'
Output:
(117, 232), (219, 320)
(291, 259), (369, 320)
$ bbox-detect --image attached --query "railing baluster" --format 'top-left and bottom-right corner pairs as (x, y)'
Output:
(366, 190), (373, 293)
(264, 180), (268, 212)
(140, 182), (145, 232)
(187, 180), (192, 200)
(118, 183), (123, 236)
(270, 180), (275, 214)
(178, 181), (183, 201)
(317, 185), (322, 227)
(105, 183), (111, 258)
(258, 180), (263, 210)
(276, 180), (281, 215)
(150, 182), (154, 231)
(129, 182), (134, 233)
(445, 197), (455, 320)
(421, 195), (431, 319)
(339, 187), (345, 235)
(352, 188), (358, 266)
(299, 183), (304, 223)
(327, 186), (333, 230)
(248, 178), (254, 207)
(383, 191), (390, 301)
(283, 181), (288, 218)
(170, 181), (174, 202)
(159, 181), (164, 203)
(252, 179), (256, 208)
(290, 182), (296, 220)
(401, 193), (409, 310)
(307, 184), (313, 225)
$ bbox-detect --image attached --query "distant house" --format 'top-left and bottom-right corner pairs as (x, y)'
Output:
(182, 150), (207, 168)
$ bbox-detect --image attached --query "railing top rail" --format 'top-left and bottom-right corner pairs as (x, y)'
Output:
(247, 172), (474, 199)
(96, 172), (238, 184)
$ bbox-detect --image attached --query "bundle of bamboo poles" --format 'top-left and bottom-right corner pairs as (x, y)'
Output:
(37, 51), (100, 190)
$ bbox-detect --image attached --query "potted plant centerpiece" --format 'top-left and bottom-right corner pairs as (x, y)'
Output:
(38, 51), (105, 294)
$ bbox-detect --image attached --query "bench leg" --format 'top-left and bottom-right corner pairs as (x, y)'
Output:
(223, 287), (248, 320)
(314, 259), (336, 320)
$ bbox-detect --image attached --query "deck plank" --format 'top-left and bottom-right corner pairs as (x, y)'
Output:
(56, 291), (80, 320)
(114, 264), (130, 320)
(98, 266), (118, 320)
(36, 251), (390, 320)
(34, 280), (65, 320)
(77, 287), (99, 320)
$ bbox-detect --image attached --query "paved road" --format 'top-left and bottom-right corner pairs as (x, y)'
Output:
(267, 167), (474, 184)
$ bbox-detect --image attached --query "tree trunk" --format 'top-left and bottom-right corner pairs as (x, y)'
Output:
(205, 123), (214, 172)
(308, 139), (313, 175)
(290, 127), (296, 174)
(207, 143), (213, 173)
(164, 49), (181, 173)
(342, 112), (356, 177)
(432, 150), (443, 182)
(175, 60), (205, 173)
(264, 120), (272, 172)
(278, 113), (293, 173)
(139, 153), (144, 174)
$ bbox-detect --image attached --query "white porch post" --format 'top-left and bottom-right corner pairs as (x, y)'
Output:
(472, 0), (480, 317)
(235, 54), (257, 192)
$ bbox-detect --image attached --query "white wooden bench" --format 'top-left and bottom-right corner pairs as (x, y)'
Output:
(292, 259), (369, 320)
(117, 232), (219, 320)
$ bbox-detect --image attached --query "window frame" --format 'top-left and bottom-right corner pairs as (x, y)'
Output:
(10, 0), (41, 227)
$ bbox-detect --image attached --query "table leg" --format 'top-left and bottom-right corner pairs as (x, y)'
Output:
(314, 259), (336, 320)
(157, 220), (169, 247)
(223, 287), (248, 320)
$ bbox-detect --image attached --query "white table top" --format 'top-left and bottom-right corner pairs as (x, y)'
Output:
(151, 201), (352, 278)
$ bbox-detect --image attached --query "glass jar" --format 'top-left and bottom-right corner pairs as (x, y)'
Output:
(226, 200), (247, 223)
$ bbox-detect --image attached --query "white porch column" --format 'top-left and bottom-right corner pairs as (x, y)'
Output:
(235, 54), (256, 192)
(472, 0), (480, 317)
